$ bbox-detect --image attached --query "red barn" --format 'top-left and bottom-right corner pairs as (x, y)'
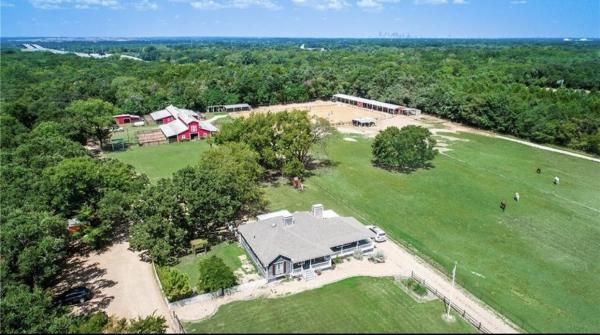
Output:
(113, 114), (141, 125)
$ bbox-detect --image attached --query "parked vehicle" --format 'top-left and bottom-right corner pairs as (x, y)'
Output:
(110, 126), (124, 132)
(53, 287), (92, 306)
(366, 225), (386, 242)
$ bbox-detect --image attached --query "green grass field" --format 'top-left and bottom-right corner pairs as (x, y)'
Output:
(105, 140), (211, 182)
(266, 133), (600, 333)
(174, 242), (251, 288)
(184, 276), (476, 333)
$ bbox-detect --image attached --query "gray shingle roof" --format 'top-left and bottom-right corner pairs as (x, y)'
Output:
(238, 211), (374, 266)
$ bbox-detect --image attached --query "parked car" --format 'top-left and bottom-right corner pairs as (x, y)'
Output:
(110, 126), (124, 132)
(366, 225), (386, 242)
(53, 287), (92, 306)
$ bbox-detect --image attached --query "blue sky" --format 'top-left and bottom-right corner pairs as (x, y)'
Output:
(1, 0), (598, 38)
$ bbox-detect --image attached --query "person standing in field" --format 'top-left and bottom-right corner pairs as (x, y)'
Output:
(554, 176), (560, 185)
(500, 200), (507, 212)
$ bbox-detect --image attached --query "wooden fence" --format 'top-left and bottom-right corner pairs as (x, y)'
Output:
(410, 272), (492, 334)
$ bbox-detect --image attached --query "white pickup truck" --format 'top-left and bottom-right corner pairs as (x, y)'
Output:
(366, 225), (386, 242)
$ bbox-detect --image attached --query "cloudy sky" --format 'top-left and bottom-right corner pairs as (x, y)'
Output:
(1, 0), (598, 38)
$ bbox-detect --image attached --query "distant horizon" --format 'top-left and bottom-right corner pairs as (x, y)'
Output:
(2, 35), (596, 40)
(2, 0), (598, 39)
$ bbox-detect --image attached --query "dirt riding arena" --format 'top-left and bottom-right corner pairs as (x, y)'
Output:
(231, 100), (483, 137)
(231, 100), (393, 126)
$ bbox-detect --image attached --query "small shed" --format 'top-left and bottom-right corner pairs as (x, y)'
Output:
(113, 114), (141, 125)
(352, 117), (376, 127)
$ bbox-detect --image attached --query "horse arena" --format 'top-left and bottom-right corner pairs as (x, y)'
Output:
(230, 100), (392, 125)
(230, 100), (473, 139)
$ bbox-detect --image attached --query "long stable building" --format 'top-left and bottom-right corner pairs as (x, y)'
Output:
(333, 94), (421, 115)
(206, 103), (252, 113)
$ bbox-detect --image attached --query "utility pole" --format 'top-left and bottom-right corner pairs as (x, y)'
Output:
(446, 261), (457, 319)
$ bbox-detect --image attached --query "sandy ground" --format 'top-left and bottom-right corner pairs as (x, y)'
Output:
(235, 100), (599, 163)
(232, 100), (393, 124)
(173, 240), (518, 333)
(56, 242), (177, 332)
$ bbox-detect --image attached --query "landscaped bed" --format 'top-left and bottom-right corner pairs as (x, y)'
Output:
(184, 276), (476, 333)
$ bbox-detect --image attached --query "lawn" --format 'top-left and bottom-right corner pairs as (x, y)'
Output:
(173, 242), (251, 288)
(105, 140), (211, 182)
(266, 132), (600, 333)
(184, 276), (476, 333)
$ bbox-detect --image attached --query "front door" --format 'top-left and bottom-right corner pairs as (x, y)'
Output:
(303, 260), (310, 270)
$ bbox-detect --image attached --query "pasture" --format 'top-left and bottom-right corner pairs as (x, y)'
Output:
(105, 140), (211, 182)
(184, 276), (475, 333)
(266, 132), (600, 333)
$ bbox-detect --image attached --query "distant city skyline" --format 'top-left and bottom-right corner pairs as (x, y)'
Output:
(1, 0), (598, 38)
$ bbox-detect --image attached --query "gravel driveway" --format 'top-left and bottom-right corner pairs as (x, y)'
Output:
(57, 241), (176, 332)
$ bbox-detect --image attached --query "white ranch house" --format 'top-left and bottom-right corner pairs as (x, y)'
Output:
(237, 205), (375, 281)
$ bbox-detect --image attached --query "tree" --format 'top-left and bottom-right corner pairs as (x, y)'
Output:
(126, 314), (167, 334)
(196, 256), (237, 294)
(129, 179), (191, 265)
(0, 283), (73, 334)
(130, 143), (265, 264)
(64, 99), (117, 147)
(0, 113), (27, 149)
(0, 210), (69, 288)
(372, 126), (437, 172)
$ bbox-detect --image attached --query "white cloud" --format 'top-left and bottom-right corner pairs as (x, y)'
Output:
(134, 0), (158, 10)
(356, 0), (381, 9)
(176, 0), (279, 10)
(29, 0), (121, 9)
(293, 0), (349, 10)
(414, 0), (447, 4)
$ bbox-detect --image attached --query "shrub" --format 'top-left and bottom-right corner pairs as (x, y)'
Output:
(405, 278), (428, 297)
(127, 314), (167, 334)
(332, 257), (344, 265)
(156, 267), (193, 302)
(197, 256), (237, 294)
(353, 250), (364, 260)
(69, 311), (108, 334)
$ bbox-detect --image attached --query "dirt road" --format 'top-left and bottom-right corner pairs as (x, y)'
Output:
(59, 242), (177, 332)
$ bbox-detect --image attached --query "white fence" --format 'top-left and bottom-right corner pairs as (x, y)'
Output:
(168, 279), (268, 309)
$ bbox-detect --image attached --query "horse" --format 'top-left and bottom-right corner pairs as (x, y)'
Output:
(500, 201), (507, 212)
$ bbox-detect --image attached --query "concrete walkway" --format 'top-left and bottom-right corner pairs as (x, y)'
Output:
(173, 240), (519, 333)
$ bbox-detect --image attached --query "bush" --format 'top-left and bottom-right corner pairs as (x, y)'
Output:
(197, 256), (237, 294)
(156, 267), (193, 302)
(353, 250), (364, 260)
(127, 314), (167, 334)
(405, 278), (428, 297)
(69, 311), (108, 334)
(332, 257), (344, 265)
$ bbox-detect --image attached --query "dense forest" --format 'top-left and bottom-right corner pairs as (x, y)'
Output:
(2, 38), (600, 153)
(1, 38), (600, 333)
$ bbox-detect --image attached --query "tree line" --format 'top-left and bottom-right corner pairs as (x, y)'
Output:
(2, 40), (599, 154)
